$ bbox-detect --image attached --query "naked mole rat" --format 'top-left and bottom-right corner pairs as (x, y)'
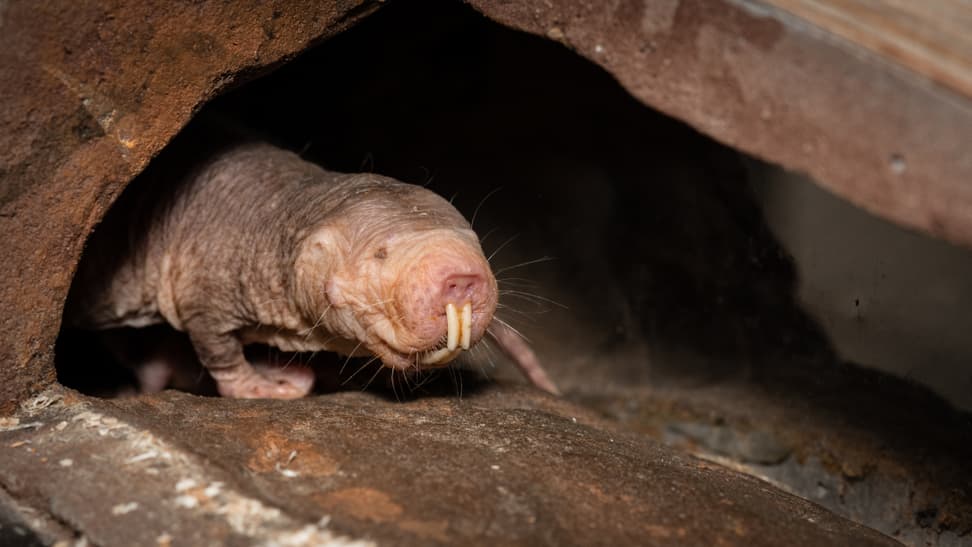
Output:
(64, 123), (557, 399)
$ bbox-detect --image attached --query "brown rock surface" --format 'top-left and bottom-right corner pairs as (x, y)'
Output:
(574, 365), (972, 546)
(0, 385), (899, 546)
(468, 0), (972, 248)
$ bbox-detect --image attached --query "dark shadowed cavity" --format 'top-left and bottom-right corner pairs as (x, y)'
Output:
(58, 0), (833, 399)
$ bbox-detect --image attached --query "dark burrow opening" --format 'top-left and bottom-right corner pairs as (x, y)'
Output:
(58, 0), (828, 396)
(54, 0), (972, 541)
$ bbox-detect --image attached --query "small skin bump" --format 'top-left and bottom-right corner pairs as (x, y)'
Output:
(374, 247), (388, 260)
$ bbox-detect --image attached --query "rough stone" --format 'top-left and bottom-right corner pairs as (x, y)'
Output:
(468, 0), (972, 248)
(0, 386), (899, 546)
(575, 360), (972, 546)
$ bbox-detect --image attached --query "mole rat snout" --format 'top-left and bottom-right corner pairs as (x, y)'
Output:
(394, 244), (498, 365)
(441, 274), (484, 305)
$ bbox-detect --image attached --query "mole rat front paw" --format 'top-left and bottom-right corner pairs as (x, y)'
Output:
(214, 365), (315, 399)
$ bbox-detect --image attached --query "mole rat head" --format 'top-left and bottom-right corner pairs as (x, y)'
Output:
(296, 177), (498, 370)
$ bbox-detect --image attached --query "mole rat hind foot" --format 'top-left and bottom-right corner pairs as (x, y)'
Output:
(209, 361), (316, 399)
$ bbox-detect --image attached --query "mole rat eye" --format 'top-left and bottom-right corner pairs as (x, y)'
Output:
(374, 247), (388, 260)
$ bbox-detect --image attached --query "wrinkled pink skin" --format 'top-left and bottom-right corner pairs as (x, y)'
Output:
(66, 137), (555, 398)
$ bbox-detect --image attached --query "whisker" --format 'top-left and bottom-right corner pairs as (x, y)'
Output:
(468, 344), (491, 383)
(420, 166), (435, 187)
(498, 290), (568, 309)
(339, 341), (364, 376)
(343, 354), (379, 386)
(360, 152), (374, 173)
(470, 187), (503, 230)
(410, 370), (425, 390)
(400, 368), (415, 392)
(479, 334), (500, 371)
(492, 316), (531, 343)
(494, 303), (539, 320)
(479, 226), (501, 246)
(194, 365), (209, 386)
(362, 359), (386, 391)
(299, 303), (333, 344)
(413, 368), (436, 390)
(298, 140), (313, 157)
(487, 234), (519, 263)
(496, 277), (541, 288)
(458, 364), (464, 400)
(492, 256), (556, 277)
(279, 350), (301, 371)
(448, 364), (462, 401)
(390, 369), (401, 402)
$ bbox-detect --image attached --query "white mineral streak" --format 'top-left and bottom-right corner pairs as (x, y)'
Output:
(14, 391), (373, 547)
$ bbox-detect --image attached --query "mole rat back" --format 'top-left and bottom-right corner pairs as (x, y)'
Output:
(65, 121), (557, 398)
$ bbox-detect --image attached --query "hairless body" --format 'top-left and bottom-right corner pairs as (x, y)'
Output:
(65, 131), (557, 398)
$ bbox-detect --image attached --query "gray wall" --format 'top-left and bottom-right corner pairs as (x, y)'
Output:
(753, 164), (972, 411)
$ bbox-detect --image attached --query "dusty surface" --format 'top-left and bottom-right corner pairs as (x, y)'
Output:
(0, 386), (899, 546)
(572, 361), (972, 546)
